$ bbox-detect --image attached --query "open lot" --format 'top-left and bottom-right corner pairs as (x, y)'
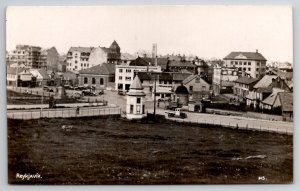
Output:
(8, 117), (292, 184)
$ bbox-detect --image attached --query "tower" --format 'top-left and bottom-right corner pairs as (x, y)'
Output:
(126, 75), (146, 120)
(152, 43), (157, 59)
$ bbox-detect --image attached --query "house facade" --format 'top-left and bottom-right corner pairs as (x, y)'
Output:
(223, 50), (267, 78)
(79, 64), (115, 90)
(66, 41), (121, 72)
(7, 45), (42, 68)
(212, 66), (239, 95)
(115, 65), (161, 91)
(39, 47), (60, 72)
(182, 74), (211, 101)
(233, 77), (259, 100)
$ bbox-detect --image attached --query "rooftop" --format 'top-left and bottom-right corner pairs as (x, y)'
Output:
(234, 77), (259, 85)
(69, 47), (94, 53)
(253, 75), (277, 89)
(278, 92), (293, 112)
(79, 64), (115, 75)
(224, 51), (267, 61)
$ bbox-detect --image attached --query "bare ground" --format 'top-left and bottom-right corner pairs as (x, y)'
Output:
(8, 117), (293, 184)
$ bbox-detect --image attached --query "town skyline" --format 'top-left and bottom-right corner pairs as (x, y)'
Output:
(6, 6), (293, 63)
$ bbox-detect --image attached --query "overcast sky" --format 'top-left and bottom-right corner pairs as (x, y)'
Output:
(6, 6), (293, 62)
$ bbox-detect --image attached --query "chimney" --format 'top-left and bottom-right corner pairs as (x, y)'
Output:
(155, 56), (158, 66)
(256, 49), (258, 53)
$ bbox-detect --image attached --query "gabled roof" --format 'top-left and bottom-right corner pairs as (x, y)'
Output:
(129, 57), (150, 66)
(29, 69), (50, 80)
(182, 74), (209, 85)
(109, 40), (120, 50)
(234, 77), (259, 85)
(277, 92), (293, 112)
(262, 88), (286, 106)
(68, 47), (94, 53)
(224, 51), (267, 61)
(121, 53), (136, 60)
(253, 75), (277, 88)
(79, 64), (115, 75)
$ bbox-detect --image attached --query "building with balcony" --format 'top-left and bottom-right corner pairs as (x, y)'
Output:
(7, 45), (42, 68)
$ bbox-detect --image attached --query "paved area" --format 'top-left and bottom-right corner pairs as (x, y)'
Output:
(7, 87), (293, 134)
(149, 109), (293, 135)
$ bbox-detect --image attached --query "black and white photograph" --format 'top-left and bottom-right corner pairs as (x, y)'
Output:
(6, 5), (293, 184)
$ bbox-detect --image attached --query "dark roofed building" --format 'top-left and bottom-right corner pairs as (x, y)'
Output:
(167, 60), (196, 73)
(233, 77), (259, 100)
(78, 64), (115, 89)
(224, 51), (267, 61)
(129, 57), (169, 71)
(273, 92), (293, 121)
(223, 50), (267, 78)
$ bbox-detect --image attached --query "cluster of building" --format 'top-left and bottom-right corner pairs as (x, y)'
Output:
(6, 41), (293, 121)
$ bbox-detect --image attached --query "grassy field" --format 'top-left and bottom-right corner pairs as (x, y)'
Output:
(8, 117), (293, 184)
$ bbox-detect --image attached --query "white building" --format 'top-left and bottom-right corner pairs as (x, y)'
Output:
(126, 75), (146, 120)
(115, 65), (161, 91)
(66, 47), (93, 71)
(223, 50), (267, 78)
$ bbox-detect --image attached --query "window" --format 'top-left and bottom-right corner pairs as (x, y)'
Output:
(75, 60), (77, 64)
(137, 98), (141, 104)
(75, 66), (77, 69)
(130, 105), (134, 114)
(256, 62), (260, 66)
(243, 68), (246, 71)
(231, 61), (233, 65)
(239, 62), (242, 65)
(248, 62), (251, 65)
(202, 86), (206, 91)
(84, 77), (88, 84)
(119, 76), (122, 80)
(87, 64), (89, 67)
(126, 69), (131, 73)
(189, 86), (193, 91)
(142, 105), (145, 114)
(100, 78), (104, 85)
(244, 62), (247, 65)
(256, 68), (259, 72)
(256, 74), (259, 78)
(136, 105), (140, 114)
(125, 77), (131, 81)
(81, 63), (83, 66)
(235, 61), (238, 65)
(92, 78), (96, 84)
(248, 68), (251, 71)
(84, 64), (86, 67)
(119, 69), (123, 73)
